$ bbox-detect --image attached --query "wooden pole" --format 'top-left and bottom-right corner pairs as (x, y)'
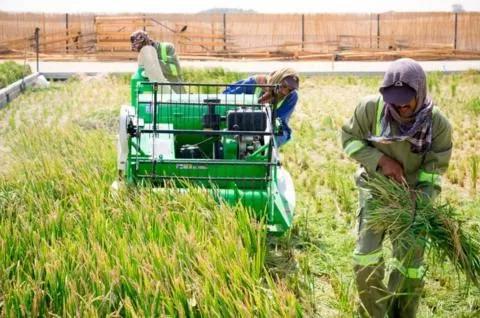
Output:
(454, 12), (458, 50)
(94, 15), (97, 53)
(377, 14), (380, 49)
(223, 13), (227, 51)
(301, 14), (305, 51)
(369, 13), (372, 49)
(211, 21), (215, 52)
(42, 13), (46, 53)
(34, 27), (39, 72)
(65, 13), (69, 53)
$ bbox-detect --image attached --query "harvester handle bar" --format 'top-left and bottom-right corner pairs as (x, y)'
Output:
(137, 159), (277, 166)
(140, 129), (273, 136)
(267, 96), (277, 165)
(203, 98), (221, 104)
(139, 81), (278, 90)
(152, 83), (158, 178)
(152, 83), (158, 132)
(136, 175), (272, 182)
(153, 101), (266, 109)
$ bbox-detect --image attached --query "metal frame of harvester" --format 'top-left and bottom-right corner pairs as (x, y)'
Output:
(117, 69), (295, 234)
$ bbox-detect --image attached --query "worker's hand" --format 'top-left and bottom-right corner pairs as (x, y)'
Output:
(378, 155), (405, 184)
(258, 90), (273, 104)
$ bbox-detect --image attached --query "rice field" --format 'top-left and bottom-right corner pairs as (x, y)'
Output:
(0, 68), (479, 317)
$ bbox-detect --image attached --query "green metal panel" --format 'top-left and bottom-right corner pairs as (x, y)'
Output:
(222, 137), (238, 159)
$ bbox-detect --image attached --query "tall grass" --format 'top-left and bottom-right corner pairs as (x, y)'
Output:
(183, 67), (245, 85)
(0, 61), (31, 88)
(469, 155), (479, 193)
(0, 76), (299, 316)
(467, 97), (480, 114)
(449, 75), (459, 98)
(427, 71), (441, 94)
(0, 128), (300, 317)
(0, 72), (479, 317)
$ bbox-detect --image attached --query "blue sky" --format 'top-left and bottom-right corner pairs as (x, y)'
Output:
(2, 0), (480, 13)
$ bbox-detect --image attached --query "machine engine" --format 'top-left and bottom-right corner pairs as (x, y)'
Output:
(226, 108), (267, 159)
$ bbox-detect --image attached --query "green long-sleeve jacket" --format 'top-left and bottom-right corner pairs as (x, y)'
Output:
(154, 42), (183, 82)
(341, 95), (452, 192)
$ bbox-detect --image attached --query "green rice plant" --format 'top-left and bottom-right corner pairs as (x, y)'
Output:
(0, 73), (303, 316)
(466, 97), (480, 115)
(427, 71), (441, 94)
(322, 163), (356, 214)
(1, 71), (480, 316)
(365, 175), (480, 287)
(469, 155), (479, 193)
(183, 67), (245, 85)
(180, 67), (246, 93)
(0, 61), (31, 88)
(346, 76), (357, 85)
(464, 69), (480, 84)
(7, 109), (16, 130)
(450, 75), (459, 98)
(0, 125), (301, 316)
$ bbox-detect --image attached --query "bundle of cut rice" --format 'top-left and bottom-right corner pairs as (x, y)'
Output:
(364, 175), (480, 287)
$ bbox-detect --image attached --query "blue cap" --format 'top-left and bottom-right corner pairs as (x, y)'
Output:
(380, 81), (416, 106)
(283, 75), (299, 90)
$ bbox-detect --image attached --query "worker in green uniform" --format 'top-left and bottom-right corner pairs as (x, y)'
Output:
(341, 58), (452, 318)
(130, 30), (185, 93)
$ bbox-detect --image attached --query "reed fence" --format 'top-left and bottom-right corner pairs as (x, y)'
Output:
(0, 11), (479, 61)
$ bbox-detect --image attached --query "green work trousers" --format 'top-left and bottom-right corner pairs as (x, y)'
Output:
(354, 186), (426, 318)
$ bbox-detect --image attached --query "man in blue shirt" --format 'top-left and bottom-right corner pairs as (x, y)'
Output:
(224, 68), (299, 147)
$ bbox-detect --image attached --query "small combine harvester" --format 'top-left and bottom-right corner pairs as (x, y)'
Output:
(116, 68), (295, 234)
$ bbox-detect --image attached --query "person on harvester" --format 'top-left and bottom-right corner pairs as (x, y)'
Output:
(224, 68), (300, 147)
(130, 29), (185, 93)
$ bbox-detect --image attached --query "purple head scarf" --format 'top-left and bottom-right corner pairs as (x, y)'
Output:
(130, 30), (154, 52)
(372, 58), (434, 153)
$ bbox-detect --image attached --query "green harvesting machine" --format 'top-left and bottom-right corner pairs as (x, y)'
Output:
(116, 68), (295, 233)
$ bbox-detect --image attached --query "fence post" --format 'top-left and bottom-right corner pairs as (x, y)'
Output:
(42, 13), (46, 53)
(65, 13), (69, 53)
(34, 27), (40, 72)
(369, 13), (372, 48)
(223, 13), (227, 51)
(94, 16), (97, 52)
(301, 14), (305, 51)
(454, 12), (458, 50)
(377, 14), (380, 49)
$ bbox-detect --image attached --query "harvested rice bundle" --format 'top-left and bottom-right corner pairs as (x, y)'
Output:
(365, 175), (480, 287)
